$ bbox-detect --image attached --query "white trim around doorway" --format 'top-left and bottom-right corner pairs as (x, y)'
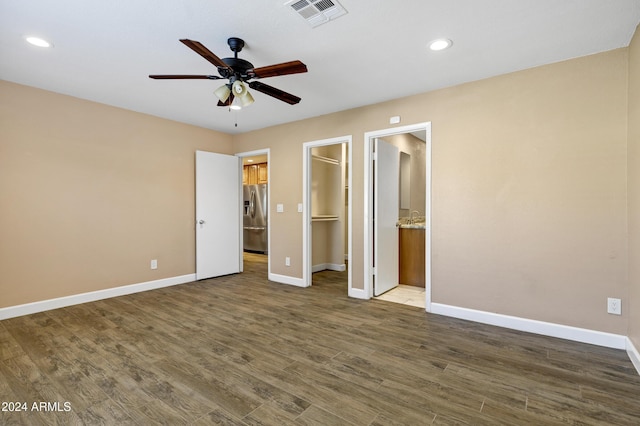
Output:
(302, 135), (353, 294)
(363, 122), (432, 311)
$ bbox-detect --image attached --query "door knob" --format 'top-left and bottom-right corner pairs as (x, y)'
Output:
(198, 220), (206, 227)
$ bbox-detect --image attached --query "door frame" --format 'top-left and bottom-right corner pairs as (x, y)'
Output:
(364, 122), (432, 311)
(235, 148), (270, 276)
(302, 135), (353, 292)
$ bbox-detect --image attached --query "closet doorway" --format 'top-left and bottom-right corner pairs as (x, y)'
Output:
(302, 136), (353, 292)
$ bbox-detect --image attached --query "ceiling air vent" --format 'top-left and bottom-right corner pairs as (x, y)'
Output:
(285, 0), (348, 28)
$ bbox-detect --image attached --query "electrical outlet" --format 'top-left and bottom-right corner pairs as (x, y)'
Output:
(151, 259), (158, 270)
(607, 297), (621, 315)
(285, 257), (291, 267)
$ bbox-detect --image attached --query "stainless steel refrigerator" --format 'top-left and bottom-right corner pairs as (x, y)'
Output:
(243, 184), (268, 253)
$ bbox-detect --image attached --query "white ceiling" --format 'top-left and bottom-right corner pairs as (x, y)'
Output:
(2, 0), (639, 134)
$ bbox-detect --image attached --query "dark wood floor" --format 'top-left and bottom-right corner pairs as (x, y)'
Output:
(1, 253), (639, 425)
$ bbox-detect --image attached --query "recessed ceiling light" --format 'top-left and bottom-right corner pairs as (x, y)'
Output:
(429, 38), (452, 51)
(25, 36), (52, 48)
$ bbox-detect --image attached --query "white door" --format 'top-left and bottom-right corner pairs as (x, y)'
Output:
(195, 150), (241, 280)
(373, 138), (399, 296)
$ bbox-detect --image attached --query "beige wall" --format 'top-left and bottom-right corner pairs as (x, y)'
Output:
(234, 48), (630, 334)
(1, 44), (633, 337)
(0, 81), (232, 308)
(628, 25), (640, 351)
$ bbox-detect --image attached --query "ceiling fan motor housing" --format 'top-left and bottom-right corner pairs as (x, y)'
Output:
(220, 57), (255, 80)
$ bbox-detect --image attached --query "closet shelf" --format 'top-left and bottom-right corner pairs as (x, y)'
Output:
(312, 215), (339, 222)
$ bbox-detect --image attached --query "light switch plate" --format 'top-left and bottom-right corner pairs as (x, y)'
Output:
(276, 203), (284, 213)
(298, 203), (303, 213)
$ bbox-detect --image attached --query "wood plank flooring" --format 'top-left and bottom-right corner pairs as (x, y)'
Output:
(2, 253), (640, 425)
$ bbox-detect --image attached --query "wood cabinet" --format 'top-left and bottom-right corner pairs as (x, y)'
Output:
(243, 163), (267, 185)
(257, 163), (268, 184)
(399, 228), (425, 287)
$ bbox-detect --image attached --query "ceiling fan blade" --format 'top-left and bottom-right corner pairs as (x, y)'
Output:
(249, 60), (308, 79)
(180, 39), (232, 71)
(217, 93), (235, 107)
(249, 81), (301, 105)
(149, 74), (222, 79)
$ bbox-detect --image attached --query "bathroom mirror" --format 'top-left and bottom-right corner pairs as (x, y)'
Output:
(399, 151), (410, 209)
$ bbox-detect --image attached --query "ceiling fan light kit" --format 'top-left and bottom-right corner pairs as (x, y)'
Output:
(214, 84), (231, 103)
(150, 37), (307, 109)
(239, 89), (255, 107)
(232, 80), (247, 96)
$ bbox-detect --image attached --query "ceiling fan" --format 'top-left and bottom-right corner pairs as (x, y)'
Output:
(149, 38), (307, 107)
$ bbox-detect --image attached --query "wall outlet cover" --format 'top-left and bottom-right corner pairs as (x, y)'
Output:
(607, 297), (621, 315)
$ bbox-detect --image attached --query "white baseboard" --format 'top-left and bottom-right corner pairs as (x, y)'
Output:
(348, 286), (368, 299)
(0, 274), (196, 320)
(311, 264), (325, 273)
(268, 273), (307, 287)
(430, 303), (627, 350)
(312, 263), (346, 273)
(627, 337), (640, 375)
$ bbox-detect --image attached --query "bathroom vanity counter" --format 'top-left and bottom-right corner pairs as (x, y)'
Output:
(398, 223), (426, 229)
(396, 216), (426, 229)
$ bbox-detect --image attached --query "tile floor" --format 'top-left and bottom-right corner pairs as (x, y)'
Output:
(374, 284), (426, 308)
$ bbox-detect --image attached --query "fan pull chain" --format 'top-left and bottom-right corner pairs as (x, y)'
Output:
(228, 106), (238, 127)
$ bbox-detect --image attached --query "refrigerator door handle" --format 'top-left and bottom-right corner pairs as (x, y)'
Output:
(250, 190), (256, 218)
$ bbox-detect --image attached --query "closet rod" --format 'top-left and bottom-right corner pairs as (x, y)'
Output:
(312, 154), (340, 165)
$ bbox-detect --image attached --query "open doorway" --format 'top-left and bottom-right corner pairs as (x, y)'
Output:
(364, 123), (432, 311)
(302, 136), (353, 293)
(236, 149), (270, 277)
